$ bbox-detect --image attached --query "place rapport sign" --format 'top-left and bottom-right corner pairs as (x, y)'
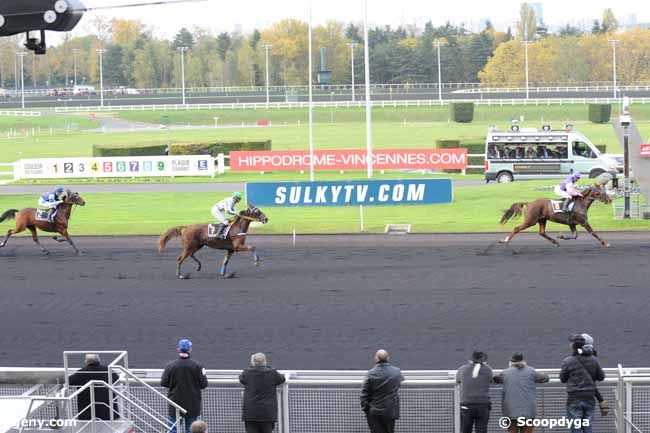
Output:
(246, 179), (453, 206)
(14, 155), (215, 179)
(230, 149), (467, 171)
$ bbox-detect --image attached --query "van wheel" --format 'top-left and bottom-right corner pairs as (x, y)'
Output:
(497, 171), (514, 183)
(589, 169), (605, 179)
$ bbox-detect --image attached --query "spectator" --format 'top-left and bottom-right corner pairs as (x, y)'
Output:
(493, 352), (549, 433)
(190, 420), (208, 433)
(239, 352), (286, 433)
(581, 334), (608, 416)
(68, 354), (119, 420)
(161, 339), (208, 433)
(560, 335), (605, 433)
(456, 351), (493, 433)
(360, 349), (404, 433)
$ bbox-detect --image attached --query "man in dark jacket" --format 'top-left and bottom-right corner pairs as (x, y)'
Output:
(360, 349), (405, 433)
(68, 354), (119, 420)
(560, 335), (605, 433)
(456, 351), (493, 433)
(161, 339), (208, 433)
(239, 352), (286, 433)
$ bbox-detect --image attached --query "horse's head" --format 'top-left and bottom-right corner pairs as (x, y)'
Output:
(584, 184), (612, 205)
(241, 203), (268, 224)
(64, 190), (86, 206)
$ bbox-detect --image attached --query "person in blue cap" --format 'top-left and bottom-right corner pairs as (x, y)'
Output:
(161, 339), (208, 433)
(38, 186), (68, 222)
(211, 192), (244, 239)
(554, 172), (583, 212)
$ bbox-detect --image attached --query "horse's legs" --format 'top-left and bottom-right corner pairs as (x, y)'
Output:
(28, 226), (50, 255)
(537, 220), (560, 247)
(176, 248), (191, 279)
(190, 253), (202, 272)
(558, 224), (578, 240)
(220, 250), (234, 277)
(0, 229), (14, 248)
(583, 223), (610, 247)
(59, 230), (82, 255)
(234, 244), (259, 266)
(500, 219), (536, 244)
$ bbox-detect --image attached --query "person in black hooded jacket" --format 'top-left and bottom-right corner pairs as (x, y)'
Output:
(560, 335), (605, 433)
(360, 349), (404, 433)
(68, 354), (119, 420)
(239, 352), (286, 433)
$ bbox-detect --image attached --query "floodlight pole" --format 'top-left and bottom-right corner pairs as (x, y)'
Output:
(16, 52), (27, 109)
(73, 48), (80, 86)
(308, 9), (315, 182)
(608, 40), (619, 99)
(522, 40), (530, 100)
(363, 0), (373, 178)
(433, 41), (445, 103)
(97, 48), (106, 107)
(620, 97), (631, 219)
(348, 43), (357, 102)
(177, 46), (188, 105)
(263, 45), (272, 107)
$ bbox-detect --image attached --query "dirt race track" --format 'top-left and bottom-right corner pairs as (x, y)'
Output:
(1, 233), (649, 370)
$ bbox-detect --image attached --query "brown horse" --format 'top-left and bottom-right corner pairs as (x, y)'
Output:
(0, 190), (86, 255)
(499, 184), (613, 247)
(157, 204), (268, 279)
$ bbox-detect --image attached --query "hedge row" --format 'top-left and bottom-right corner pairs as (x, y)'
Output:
(93, 144), (167, 157)
(170, 140), (272, 157)
(588, 104), (612, 124)
(450, 102), (474, 123)
(92, 141), (272, 158)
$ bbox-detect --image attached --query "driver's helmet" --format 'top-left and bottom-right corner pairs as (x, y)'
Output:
(55, 187), (67, 199)
(233, 192), (243, 200)
(572, 171), (582, 181)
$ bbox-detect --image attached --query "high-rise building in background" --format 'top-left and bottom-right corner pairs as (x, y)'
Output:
(528, 2), (544, 26)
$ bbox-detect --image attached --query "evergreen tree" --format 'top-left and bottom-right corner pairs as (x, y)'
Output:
(172, 28), (194, 49)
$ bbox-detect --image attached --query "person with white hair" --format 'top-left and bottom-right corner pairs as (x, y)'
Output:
(239, 352), (286, 433)
(68, 354), (119, 420)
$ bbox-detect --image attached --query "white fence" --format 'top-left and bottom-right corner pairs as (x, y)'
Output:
(52, 97), (650, 113)
(0, 111), (41, 117)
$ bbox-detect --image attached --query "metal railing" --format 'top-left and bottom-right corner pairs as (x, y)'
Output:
(52, 97), (650, 113)
(0, 111), (41, 117)
(5, 363), (650, 433)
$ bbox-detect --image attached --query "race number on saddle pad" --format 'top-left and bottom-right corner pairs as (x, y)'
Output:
(551, 200), (573, 213)
(35, 209), (51, 222)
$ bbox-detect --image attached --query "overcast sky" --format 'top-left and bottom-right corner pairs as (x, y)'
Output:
(72, 0), (650, 38)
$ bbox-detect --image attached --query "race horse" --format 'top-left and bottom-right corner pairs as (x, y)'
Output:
(0, 190), (86, 255)
(499, 183), (612, 247)
(157, 204), (268, 279)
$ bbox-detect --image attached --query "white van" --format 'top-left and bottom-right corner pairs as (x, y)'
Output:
(72, 85), (97, 96)
(484, 124), (620, 183)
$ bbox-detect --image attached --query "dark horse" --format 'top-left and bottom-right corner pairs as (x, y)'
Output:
(0, 190), (86, 255)
(157, 204), (268, 279)
(499, 184), (612, 247)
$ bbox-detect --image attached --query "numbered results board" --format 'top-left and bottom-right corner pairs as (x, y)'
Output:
(16, 156), (215, 179)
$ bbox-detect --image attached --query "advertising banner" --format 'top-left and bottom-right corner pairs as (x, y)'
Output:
(15, 155), (215, 179)
(640, 144), (650, 157)
(230, 149), (467, 171)
(246, 179), (453, 207)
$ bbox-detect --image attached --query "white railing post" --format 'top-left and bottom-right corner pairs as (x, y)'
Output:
(454, 383), (461, 433)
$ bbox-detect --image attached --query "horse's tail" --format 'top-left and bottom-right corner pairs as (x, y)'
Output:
(500, 203), (527, 225)
(157, 226), (186, 253)
(0, 209), (18, 223)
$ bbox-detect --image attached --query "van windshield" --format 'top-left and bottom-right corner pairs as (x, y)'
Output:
(572, 141), (598, 158)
